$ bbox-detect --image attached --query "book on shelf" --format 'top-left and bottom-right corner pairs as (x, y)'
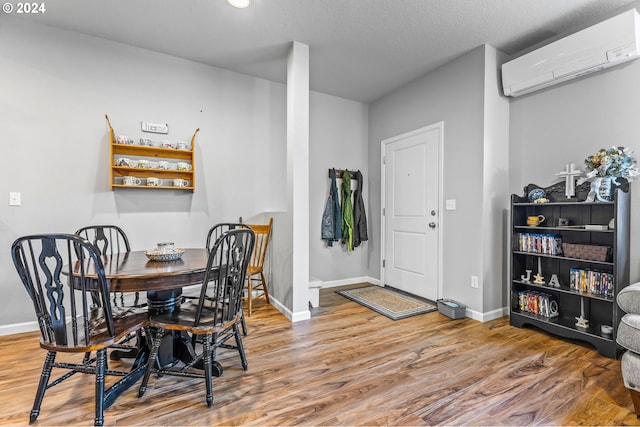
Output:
(569, 267), (614, 297)
(584, 224), (608, 230)
(518, 233), (562, 255)
(516, 290), (559, 318)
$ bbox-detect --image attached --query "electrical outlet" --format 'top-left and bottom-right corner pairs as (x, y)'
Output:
(9, 192), (21, 206)
(471, 275), (479, 288)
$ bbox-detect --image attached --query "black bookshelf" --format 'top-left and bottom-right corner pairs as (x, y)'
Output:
(509, 180), (630, 358)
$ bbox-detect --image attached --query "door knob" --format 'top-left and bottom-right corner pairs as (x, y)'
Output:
(429, 222), (436, 229)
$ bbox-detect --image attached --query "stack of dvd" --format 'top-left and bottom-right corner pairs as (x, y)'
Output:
(518, 233), (563, 255)
(569, 268), (614, 297)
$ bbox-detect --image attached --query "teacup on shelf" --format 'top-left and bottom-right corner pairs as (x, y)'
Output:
(146, 177), (163, 187)
(115, 157), (137, 167)
(123, 176), (142, 186)
(116, 135), (134, 145)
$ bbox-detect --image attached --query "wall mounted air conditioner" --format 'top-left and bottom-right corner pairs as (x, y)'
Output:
(502, 8), (640, 97)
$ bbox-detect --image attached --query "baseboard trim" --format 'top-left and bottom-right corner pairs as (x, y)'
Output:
(320, 276), (381, 289)
(0, 321), (39, 336)
(466, 306), (508, 322)
(268, 295), (311, 323)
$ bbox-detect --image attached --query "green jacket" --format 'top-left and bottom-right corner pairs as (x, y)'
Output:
(341, 169), (354, 251)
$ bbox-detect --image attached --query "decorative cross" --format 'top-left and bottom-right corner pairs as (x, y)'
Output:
(556, 163), (583, 198)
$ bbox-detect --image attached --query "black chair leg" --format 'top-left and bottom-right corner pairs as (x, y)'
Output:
(94, 349), (106, 426)
(240, 311), (247, 336)
(203, 334), (214, 408)
(233, 323), (248, 370)
(139, 328), (164, 398)
(30, 351), (55, 424)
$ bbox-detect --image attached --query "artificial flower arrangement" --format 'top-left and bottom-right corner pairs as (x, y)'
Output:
(578, 146), (639, 185)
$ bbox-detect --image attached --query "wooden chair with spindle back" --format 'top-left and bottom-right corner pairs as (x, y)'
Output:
(245, 218), (273, 316)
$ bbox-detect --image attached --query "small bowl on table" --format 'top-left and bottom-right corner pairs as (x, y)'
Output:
(145, 248), (185, 262)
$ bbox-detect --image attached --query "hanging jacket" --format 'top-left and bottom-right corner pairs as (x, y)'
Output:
(352, 170), (368, 247)
(321, 168), (342, 246)
(341, 169), (354, 251)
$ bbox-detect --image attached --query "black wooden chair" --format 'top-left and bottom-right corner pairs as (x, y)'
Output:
(75, 225), (145, 309)
(138, 228), (255, 407)
(183, 223), (248, 326)
(75, 225), (146, 359)
(206, 222), (249, 335)
(206, 222), (247, 252)
(11, 234), (148, 426)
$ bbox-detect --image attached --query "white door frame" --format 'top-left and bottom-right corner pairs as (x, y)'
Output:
(380, 122), (444, 299)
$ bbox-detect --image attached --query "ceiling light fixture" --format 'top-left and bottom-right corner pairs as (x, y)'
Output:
(228, 0), (250, 8)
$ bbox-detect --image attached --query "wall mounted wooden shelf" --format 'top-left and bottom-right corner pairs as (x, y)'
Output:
(106, 114), (198, 191)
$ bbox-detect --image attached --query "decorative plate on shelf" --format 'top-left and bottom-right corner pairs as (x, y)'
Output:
(528, 188), (546, 202)
(145, 248), (185, 262)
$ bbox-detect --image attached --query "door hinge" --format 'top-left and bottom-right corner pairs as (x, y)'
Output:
(383, 156), (386, 165)
(382, 259), (386, 268)
(383, 207), (385, 216)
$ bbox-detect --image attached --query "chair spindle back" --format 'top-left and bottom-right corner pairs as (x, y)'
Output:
(195, 228), (255, 327)
(247, 218), (272, 272)
(75, 225), (130, 256)
(11, 234), (113, 348)
(205, 223), (247, 253)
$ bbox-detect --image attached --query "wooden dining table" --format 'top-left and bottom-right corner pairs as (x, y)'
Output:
(99, 248), (214, 363)
(71, 248), (220, 407)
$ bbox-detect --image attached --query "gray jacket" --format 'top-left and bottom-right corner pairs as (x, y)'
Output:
(322, 168), (342, 246)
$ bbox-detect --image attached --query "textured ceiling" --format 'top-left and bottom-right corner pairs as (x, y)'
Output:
(7, 0), (638, 102)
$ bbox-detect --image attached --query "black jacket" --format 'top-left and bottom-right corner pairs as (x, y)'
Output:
(352, 170), (368, 247)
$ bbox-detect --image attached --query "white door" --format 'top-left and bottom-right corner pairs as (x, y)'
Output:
(382, 123), (442, 301)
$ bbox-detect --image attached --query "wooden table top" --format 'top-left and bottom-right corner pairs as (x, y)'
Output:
(75, 248), (209, 293)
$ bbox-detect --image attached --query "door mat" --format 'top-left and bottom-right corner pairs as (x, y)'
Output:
(336, 286), (437, 320)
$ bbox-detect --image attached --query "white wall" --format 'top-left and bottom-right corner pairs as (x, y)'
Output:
(309, 92), (370, 284)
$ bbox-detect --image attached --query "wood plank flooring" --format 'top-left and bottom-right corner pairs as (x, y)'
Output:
(1, 283), (639, 426)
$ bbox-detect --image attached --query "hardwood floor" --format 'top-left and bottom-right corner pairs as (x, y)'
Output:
(1, 284), (639, 426)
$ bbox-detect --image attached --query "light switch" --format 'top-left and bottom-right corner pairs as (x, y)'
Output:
(9, 192), (21, 206)
(445, 199), (456, 210)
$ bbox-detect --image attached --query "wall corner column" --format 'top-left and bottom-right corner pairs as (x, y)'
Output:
(288, 41), (311, 321)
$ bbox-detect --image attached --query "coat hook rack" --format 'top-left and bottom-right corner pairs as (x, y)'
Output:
(328, 168), (359, 179)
